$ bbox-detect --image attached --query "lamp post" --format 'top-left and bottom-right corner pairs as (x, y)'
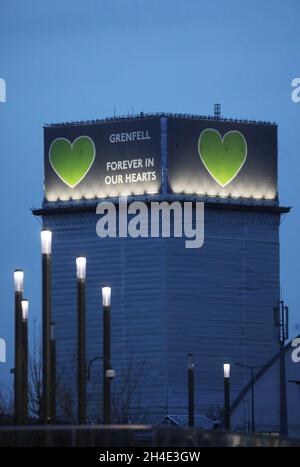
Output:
(102, 285), (111, 424)
(13, 269), (24, 424)
(223, 363), (231, 430)
(76, 256), (86, 424)
(21, 299), (28, 424)
(187, 353), (194, 428)
(41, 229), (52, 423)
(50, 321), (56, 422)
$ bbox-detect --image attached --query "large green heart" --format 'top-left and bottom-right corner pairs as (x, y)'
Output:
(49, 136), (95, 188)
(198, 129), (247, 187)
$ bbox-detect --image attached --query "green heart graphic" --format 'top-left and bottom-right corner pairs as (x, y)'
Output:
(198, 129), (247, 187)
(49, 136), (95, 188)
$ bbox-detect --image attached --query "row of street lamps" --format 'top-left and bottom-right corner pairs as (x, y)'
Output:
(13, 230), (113, 425)
(14, 230), (234, 429)
(13, 270), (28, 424)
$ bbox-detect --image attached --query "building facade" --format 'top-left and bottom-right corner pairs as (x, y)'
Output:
(34, 113), (289, 427)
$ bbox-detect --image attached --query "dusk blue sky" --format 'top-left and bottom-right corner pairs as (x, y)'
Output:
(0, 0), (299, 388)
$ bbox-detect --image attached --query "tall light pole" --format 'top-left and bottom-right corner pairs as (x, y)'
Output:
(41, 229), (52, 423)
(13, 269), (24, 424)
(223, 363), (231, 430)
(21, 299), (29, 424)
(50, 321), (56, 422)
(76, 256), (86, 424)
(187, 353), (194, 427)
(102, 285), (111, 424)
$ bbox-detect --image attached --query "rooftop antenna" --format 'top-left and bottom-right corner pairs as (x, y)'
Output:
(214, 103), (221, 119)
(113, 105), (116, 117)
(131, 106), (134, 116)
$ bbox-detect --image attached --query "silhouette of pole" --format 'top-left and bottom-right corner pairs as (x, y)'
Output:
(21, 299), (29, 424)
(187, 353), (194, 427)
(50, 321), (56, 422)
(274, 300), (288, 436)
(102, 286), (111, 424)
(13, 270), (24, 424)
(224, 363), (231, 430)
(41, 230), (52, 423)
(76, 257), (86, 424)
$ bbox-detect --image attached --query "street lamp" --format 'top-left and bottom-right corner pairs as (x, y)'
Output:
(102, 285), (112, 424)
(76, 256), (86, 424)
(21, 299), (28, 424)
(13, 269), (24, 424)
(41, 229), (52, 423)
(50, 322), (56, 422)
(187, 353), (194, 428)
(223, 363), (231, 430)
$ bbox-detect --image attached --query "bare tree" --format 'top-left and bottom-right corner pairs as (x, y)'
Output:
(28, 320), (43, 421)
(56, 352), (100, 424)
(112, 354), (148, 424)
(28, 328), (149, 425)
(56, 354), (78, 423)
(28, 322), (78, 423)
(0, 383), (13, 424)
(206, 403), (224, 425)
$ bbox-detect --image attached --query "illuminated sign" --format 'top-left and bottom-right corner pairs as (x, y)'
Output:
(44, 118), (161, 201)
(44, 115), (278, 202)
(167, 117), (277, 200)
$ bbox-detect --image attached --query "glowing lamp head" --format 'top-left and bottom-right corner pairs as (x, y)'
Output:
(21, 299), (28, 320)
(14, 270), (24, 293)
(223, 363), (231, 379)
(41, 230), (52, 255)
(102, 286), (111, 307)
(76, 257), (86, 280)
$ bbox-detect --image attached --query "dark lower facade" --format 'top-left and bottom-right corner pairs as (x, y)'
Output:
(36, 201), (282, 427)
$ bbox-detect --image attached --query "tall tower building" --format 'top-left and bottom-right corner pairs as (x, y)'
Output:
(33, 113), (288, 427)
